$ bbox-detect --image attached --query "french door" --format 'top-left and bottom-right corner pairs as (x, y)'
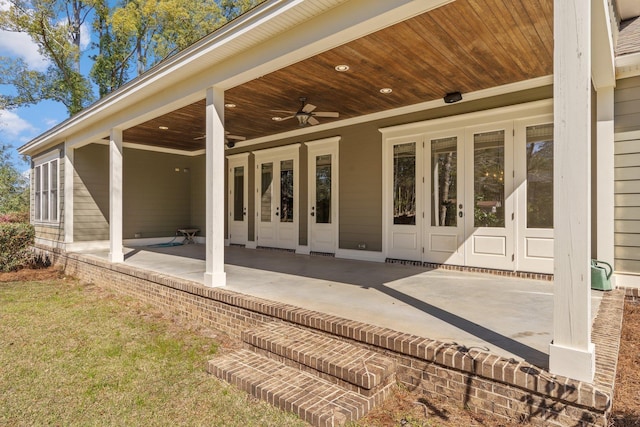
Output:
(385, 115), (553, 274)
(227, 154), (249, 245)
(306, 138), (339, 254)
(253, 145), (299, 250)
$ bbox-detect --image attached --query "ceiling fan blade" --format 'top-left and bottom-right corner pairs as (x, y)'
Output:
(279, 115), (295, 121)
(302, 103), (316, 113)
(193, 135), (205, 140)
(313, 112), (339, 118)
(226, 134), (246, 141)
(270, 109), (296, 114)
(308, 116), (320, 126)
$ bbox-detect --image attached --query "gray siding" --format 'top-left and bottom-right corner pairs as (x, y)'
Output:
(614, 76), (640, 273)
(74, 144), (109, 241)
(189, 155), (206, 238)
(615, 76), (640, 133)
(614, 135), (640, 274)
(123, 149), (192, 239)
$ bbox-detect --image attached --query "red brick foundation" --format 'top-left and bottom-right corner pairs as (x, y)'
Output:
(40, 246), (621, 426)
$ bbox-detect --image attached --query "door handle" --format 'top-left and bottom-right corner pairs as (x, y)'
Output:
(310, 212), (315, 217)
(275, 211), (279, 217)
(459, 211), (463, 218)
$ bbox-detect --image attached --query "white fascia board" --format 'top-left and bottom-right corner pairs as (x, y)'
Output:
(19, 0), (452, 157)
(591, 0), (616, 89)
(231, 75), (553, 149)
(616, 52), (640, 79)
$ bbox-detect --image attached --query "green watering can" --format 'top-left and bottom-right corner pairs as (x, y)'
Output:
(591, 260), (613, 291)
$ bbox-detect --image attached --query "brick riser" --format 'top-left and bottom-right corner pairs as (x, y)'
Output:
(208, 349), (394, 426)
(242, 323), (397, 397)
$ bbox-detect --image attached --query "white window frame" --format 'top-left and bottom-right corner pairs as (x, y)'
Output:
(33, 150), (60, 224)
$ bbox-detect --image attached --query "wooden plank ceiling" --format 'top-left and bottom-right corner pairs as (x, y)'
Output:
(123, 0), (553, 151)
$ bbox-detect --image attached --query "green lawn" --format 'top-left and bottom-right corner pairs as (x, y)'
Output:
(0, 274), (307, 426)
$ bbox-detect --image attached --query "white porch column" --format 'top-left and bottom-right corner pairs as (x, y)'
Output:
(63, 143), (74, 245)
(596, 87), (615, 274)
(204, 86), (227, 287)
(109, 128), (124, 263)
(549, 0), (595, 382)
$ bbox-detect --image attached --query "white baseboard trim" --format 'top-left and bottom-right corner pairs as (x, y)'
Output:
(335, 249), (385, 263)
(615, 273), (640, 289)
(296, 245), (311, 255)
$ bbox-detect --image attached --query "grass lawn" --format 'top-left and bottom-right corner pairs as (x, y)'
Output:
(0, 270), (306, 426)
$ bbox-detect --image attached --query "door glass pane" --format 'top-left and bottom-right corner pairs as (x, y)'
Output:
(280, 159), (294, 223)
(260, 163), (272, 222)
(474, 130), (505, 227)
(315, 155), (331, 224)
(393, 142), (416, 225)
(526, 124), (554, 229)
(233, 166), (244, 221)
(431, 137), (457, 227)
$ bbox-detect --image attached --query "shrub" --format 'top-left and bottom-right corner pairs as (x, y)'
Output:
(0, 211), (30, 224)
(0, 222), (36, 272)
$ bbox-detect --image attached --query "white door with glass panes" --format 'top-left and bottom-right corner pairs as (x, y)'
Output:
(387, 136), (423, 261)
(515, 118), (554, 274)
(463, 123), (515, 271)
(424, 131), (465, 265)
(254, 145), (299, 250)
(227, 154), (249, 245)
(306, 138), (339, 254)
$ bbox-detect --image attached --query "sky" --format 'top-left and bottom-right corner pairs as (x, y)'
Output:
(0, 0), (93, 172)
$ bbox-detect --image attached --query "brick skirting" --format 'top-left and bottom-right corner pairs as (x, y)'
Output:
(38, 246), (621, 426)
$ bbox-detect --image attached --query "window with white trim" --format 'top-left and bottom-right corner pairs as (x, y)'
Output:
(33, 156), (59, 223)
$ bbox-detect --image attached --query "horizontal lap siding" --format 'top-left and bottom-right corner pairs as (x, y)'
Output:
(614, 76), (640, 274)
(74, 144), (109, 241)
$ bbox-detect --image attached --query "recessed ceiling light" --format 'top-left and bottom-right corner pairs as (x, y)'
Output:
(158, 126), (169, 130)
(335, 64), (350, 72)
(380, 88), (393, 94)
(272, 117), (283, 121)
(224, 103), (237, 108)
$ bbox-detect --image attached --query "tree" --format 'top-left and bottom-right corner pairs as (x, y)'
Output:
(0, 144), (29, 215)
(219, 0), (263, 21)
(0, 0), (96, 115)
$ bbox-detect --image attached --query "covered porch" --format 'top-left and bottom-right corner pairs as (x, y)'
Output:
(80, 244), (605, 370)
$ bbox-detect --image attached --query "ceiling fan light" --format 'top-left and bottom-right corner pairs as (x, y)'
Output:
(296, 113), (310, 126)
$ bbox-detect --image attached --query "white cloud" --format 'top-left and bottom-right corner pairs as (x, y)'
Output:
(80, 22), (91, 51)
(0, 30), (49, 71)
(0, 109), (36, 137)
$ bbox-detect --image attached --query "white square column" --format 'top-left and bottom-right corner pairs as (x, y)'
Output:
(596, 87), (615, 272)
(63, 143), (74, 245)
(549, 0), (595, 382)
(204, 86), (227, 287)
(109, 128), (124, 263)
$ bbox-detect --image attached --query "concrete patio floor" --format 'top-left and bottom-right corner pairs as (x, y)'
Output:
(83, 244), (604, 369)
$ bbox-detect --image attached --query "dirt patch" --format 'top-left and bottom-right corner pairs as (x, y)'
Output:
(0, 266), (63, 283)
(611, 300), (640, 427)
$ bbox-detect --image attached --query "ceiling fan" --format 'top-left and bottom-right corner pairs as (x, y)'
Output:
(193, 131), (246, 147)
(272, 97), (339, 127)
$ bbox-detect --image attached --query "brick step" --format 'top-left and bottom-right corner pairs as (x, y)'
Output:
(242, 323), (396, 395)
(208, 349), (380, 427)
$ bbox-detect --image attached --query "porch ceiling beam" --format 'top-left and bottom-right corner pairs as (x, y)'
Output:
(549, 0), (595, 383)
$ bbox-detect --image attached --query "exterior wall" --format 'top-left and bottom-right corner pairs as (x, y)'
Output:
(614, 76), (640, 275)
(31, 144), (65, 246)
(226, 86), (553, 253)
(123, 149), (192, 239)
(74, 144), (109, 241)
(190, 154), (206, 238)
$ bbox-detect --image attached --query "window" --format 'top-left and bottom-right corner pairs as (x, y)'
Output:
(34, 155), (59, 223)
